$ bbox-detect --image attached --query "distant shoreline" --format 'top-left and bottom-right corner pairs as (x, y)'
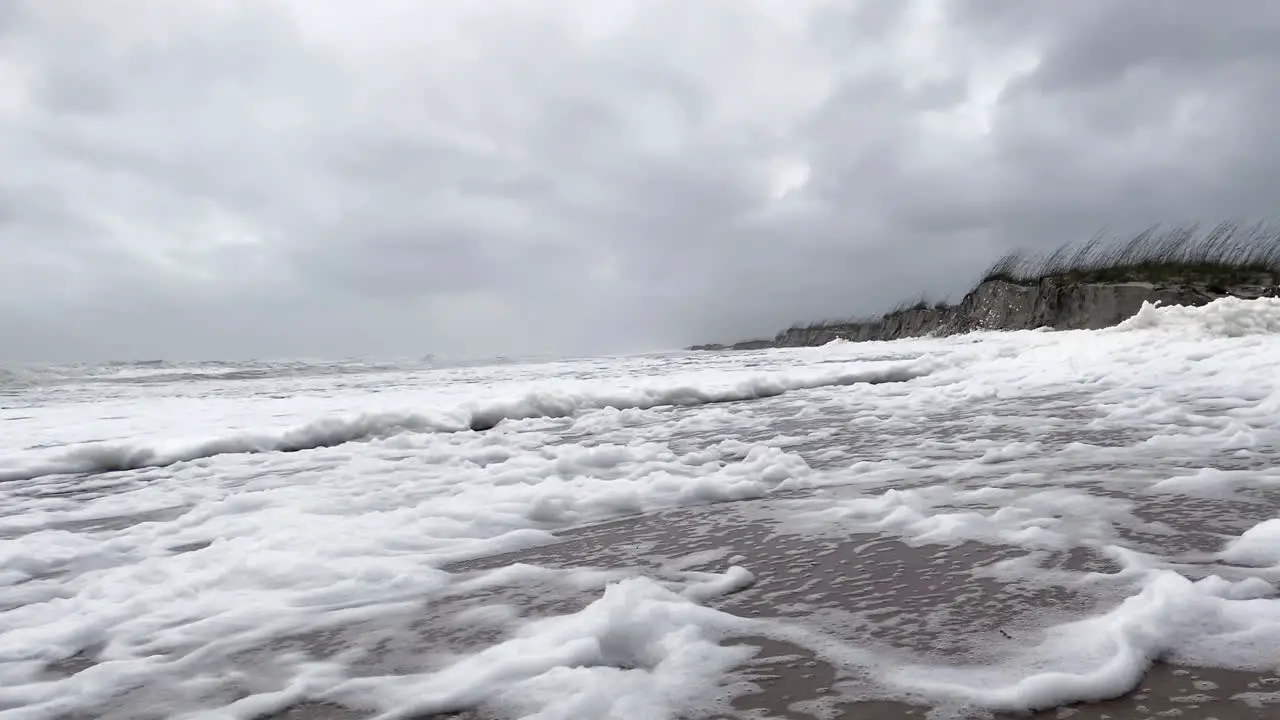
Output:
(691, 222), (1280, 350)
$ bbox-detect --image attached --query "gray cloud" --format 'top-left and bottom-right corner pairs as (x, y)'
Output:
(4, 0), (1280, 361)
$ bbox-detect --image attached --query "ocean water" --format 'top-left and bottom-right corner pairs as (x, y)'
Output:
(3, 298), (1280, 719)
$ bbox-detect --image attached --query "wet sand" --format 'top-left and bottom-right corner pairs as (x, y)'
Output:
(233, 489), (1280, 720)
(34, 390), (1280, 719)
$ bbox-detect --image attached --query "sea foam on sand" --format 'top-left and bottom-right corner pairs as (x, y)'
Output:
(2, 296), (1280, 719)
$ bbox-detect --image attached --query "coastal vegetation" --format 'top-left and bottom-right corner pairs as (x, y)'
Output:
(793, 222), (1280, 333)
(981, 221), (1280, 287)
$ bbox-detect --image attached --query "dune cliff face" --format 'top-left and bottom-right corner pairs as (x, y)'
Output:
(756, 276), (1280, 348)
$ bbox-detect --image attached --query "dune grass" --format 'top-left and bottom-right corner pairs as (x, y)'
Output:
(887, 292), (941, 314)
(787, 294), (950, 333)
(981, 222), (1280, 287)
(788, 314), (882, 332)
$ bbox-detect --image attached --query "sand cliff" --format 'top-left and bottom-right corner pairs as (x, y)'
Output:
(694, 275), (1279, 350)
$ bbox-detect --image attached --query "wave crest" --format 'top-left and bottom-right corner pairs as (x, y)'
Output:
(1, 361), (929, 483)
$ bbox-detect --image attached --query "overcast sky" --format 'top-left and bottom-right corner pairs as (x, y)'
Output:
(3, 1), (1279, 362)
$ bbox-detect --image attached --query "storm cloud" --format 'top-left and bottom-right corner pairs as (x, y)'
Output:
(4, 0), (1280, 361)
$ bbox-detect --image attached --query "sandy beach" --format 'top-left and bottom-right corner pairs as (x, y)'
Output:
(6, 300), (1280, 719)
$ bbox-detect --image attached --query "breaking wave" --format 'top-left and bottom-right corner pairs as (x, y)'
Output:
(0, 361), (928, 483)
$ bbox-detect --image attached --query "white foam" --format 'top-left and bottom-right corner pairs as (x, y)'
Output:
(886, 570), (1280, 713)
(0, 360), (926, 483)
(6, 296), (1280, 718)
(679, 566), (757, 602)
(766, 484), (1144, 551)
(329, 575), (758, 720)
(1221, 519), (1280, 568)
(1115, 296), (1280, 337)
